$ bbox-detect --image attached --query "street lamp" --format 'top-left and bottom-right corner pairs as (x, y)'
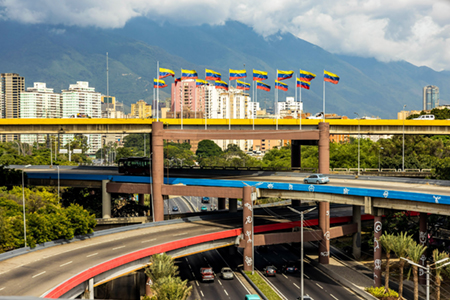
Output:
(354, 112), (360, 176)
(400, 257), (450, 300)
(378, 147), (384, 171)
(402, 104), (406, 172)
(287, 206), (317, 300)
(57, 166), (60, 202)
(22, 164), (31, 247)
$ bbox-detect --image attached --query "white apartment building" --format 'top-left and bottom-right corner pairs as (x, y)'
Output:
(61, 81), (101, 153)
(277, 97), (302, 118)
(247, 101), (260, 119)
(20, 82), (61, 144)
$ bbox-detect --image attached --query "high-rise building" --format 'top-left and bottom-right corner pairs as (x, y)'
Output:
(20, 82), (61, 144)
(61, 81), (101, 153)
(130, 100), (152, 118)
(423, 85), (439, 110)
(277, 97), (302, 118)
(102, 95), (125, 118)
(1, 73), (25, 141)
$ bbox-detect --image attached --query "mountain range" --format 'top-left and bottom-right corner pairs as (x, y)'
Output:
(0, 18), (449, 118)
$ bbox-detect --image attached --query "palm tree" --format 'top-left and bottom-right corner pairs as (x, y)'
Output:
(406, 242), (427, 300)
(145, 253), (179, 297)
(152, 276), (192, 300)
(379, 233), (395, 292)
(392, 232), (413, 299)
(432, 249), (449, 300)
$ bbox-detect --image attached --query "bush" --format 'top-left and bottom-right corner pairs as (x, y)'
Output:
(365, 286), (399, 299)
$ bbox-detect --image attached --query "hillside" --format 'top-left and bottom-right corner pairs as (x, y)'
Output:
(0, 19), (449, 117)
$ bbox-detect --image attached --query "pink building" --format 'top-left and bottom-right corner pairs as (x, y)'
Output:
(171, 80), (207, 113)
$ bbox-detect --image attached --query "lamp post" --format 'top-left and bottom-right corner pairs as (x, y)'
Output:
(57, 166), (60, 202)
(354, 112), (360, 176)
(287, 206), (317, 300)
(22, 164), (31, 247)
(400, 257), (450, 300)
(402, 104), (406, 172)
(378, 147), (384, 171)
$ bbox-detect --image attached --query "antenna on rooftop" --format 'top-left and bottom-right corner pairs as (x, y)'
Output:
(106, 52), (109, 96)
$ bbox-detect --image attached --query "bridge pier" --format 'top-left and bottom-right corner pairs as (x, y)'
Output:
(218, 197), (226, 210)
(374, 215), (382, 287)
(291, 140), (301, 170)
(242, 186), (253, 272)
(352, 206), (362, 259)
(318, 122), (330, 264)
(152, 122), (165, 222)
(229, 198), (238, 213)
(419, 213), (428, 285)
(102, 180), (111, 218)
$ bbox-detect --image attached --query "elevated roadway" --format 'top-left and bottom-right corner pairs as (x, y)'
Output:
(0, 118), (450, 134)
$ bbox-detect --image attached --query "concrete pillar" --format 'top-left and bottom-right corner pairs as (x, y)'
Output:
(138, 194), (145, 206)
(218, 197), (226, 210)
(229, 198), (237, 213)
(291, 199), (301, 206)
(145, 276), (153, 297)
(242, 186), (253, 272)
(88, 278), (94, 299)
(291, 140), (301, 170)
(318, 122), (330, 264)
(151, 122), (164, 222)
(352, 205), (362, 259)
(419, 213), (428, 285)
(102, 180), (111, 219)
(374, 216), (382, 287)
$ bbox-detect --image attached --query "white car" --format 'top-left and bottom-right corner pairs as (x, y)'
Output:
(413, 115), (435, 120)
(306, 112), (323, 119)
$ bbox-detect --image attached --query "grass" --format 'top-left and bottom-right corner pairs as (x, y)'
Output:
(244, 271), (283, 300)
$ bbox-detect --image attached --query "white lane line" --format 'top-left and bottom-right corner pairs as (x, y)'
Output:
(316, 283), (324, 289)
(273, 251), (278, 255)
(0, 287), (5, 291)
(173, 232), (187, 236)
(331, 294), (339, 300)
(59, 261), (73, 267)
(141, 238), (156, 243)
(282, 273), (289, 279)
(305, 274), (310, 279)
(282, 258), (287, 262)
(192, 272), (195, 277)
(224, 289), (229, 296)
(218, 280), (222, 286)
(87, 253), (98, 257)
(32, 271), (46, 278)
(293, 283), (300, 289)
(200, 290), (204, 297)
(112, 246), (126, 250)
(195, 281), (199, 287)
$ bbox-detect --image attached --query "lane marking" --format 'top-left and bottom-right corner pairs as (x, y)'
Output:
(218, 280), (222, 286)
(112, 246), (125, 250)
(316, 283), (324, 289)
(331, 294), (339, 300)
(195, 281), (199, 287)
(59, 261), (73, 267)
(0, 287), (5, 291)
(282, 258), (287, 262)
(293, 283), (300, 289)
(282, 274), (288, 279)
(200, 290), (204, 297)
(224, 289), (229, 296)
(32, 271), (46, 278)
(173, 232), (188, 236)
(87, 253), (98, 257)
(305, 274), (310, 279)
(141, 238), (156, 243)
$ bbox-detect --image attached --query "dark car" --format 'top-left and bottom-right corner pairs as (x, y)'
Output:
(297, 295), (313, 300)
(172, 205), (179, 212)
(200, 267), (214, 282)
(202, 197), (210, 203)
(262, 265), (276, 277)
(282, 262), (298, 274)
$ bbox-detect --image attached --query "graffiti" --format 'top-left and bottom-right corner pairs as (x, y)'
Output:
(267, 183), (274, 189)
(320, 251), (329, 257)
(420, 254), (426, 264)
(245, 216), (253, 224)
(326, 210), (330, 217)
(383, 191), (389, 198)
(245, 231), (252, 243)
(373, 273), (378, 285)
(343, 187), (349, 194)
(374, 221), (382, 233)
(308, 185), (315, 192)
(245, 256), (253, 266)
(419, 231), (427, 245)
(289, 184), (293, 191)
(374, 238), (380, 252)
(419, 269), (425, 277)
(324, 231), (330, 241)
(434, 195), (441, 204)
(374, 259), (382, 270)
(244, 203), (253, 212)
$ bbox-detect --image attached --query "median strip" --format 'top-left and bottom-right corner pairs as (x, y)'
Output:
(243, 271), (282, 300)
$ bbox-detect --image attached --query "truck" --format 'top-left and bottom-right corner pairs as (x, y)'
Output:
(200, 267), (214, 282)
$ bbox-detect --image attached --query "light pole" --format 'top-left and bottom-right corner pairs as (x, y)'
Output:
(22, 164), (31, 247)
(400, 257), (450, 300)
(354, 112), (360, 176)
(287, 206), (317, 300)
(378, 147), (383, 171)
(402, 104), (406, 172)
(57, 166), (60, 202)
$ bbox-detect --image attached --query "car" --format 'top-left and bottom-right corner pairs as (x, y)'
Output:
(172, 205), (179, 212)
(297, 295), (313, 300)
(303, 174), (329, 184)
(200, 267), (214, 282)
(201, 205), (208, 212)
(246, 295), (262, 300)
(262, 265), (277, 276)
(282, 262), (298, 274)
(202, 197), (210, 203)
(413, 114), (435, 120)
(220, 267), (234, 279)
(306, 112), (323, 119)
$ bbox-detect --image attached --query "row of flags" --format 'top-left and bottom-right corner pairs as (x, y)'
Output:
(153, 68), (340, 92)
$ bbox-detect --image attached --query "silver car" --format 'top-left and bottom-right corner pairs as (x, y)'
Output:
(303, 174), (329, 184)
(220, 267), (234, 279)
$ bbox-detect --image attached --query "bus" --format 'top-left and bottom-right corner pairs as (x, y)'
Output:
(118, 157), (151, 175)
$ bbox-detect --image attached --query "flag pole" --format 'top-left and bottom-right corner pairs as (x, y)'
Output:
(300, 77), (302, 130)
(181, 68), (183, 130)
(323, 73), (325, 123)
(156, 61), (159, 122)
(205, 69), (207, 130)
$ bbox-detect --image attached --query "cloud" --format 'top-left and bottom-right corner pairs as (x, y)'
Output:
(1, 0), (450, 70)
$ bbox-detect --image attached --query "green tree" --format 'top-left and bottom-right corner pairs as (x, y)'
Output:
(406, 242), (427, 300)
(379, 233), (395, 292)
(432, 249), (449, 300)
(391, 232), (413, 299)
(150, 276), (192, 300)
(145, 253), (179, 282)
(196, 140), (223, 160)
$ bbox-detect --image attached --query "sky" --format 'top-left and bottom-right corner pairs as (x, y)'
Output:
(1, 0), (450, 71)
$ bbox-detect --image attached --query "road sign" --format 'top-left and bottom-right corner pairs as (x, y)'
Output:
(59, 149), (68, 154)
(73, 149), (82, 154)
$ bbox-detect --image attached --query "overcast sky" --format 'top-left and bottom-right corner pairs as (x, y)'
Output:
(1, 0), (450, 71)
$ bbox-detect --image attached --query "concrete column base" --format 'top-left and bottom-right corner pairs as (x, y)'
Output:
(218, 197), (226, 210)
(102, 180), (111, 219)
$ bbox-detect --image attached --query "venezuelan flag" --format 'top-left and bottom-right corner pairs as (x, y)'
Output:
(275, 80), (288, 91)
(299, 70), (316, 82)
(175, 78), (181, 83)
(236, 80), (250, 91)
(229, 69), (247, 80)
(253, 69), (268, 81)
(196, 79), (207, 86)
(324, 70), (339, 84)
(154, 79), (167, 88)
(181, 69), (198, 80)
(277, 70), (294, 81)
(205, 69), (221, 81)
(159, 68), (175, 79)
(297, 78), (310, 90)
(215, 80), (229, 91)
(256, 81), (270, 92)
